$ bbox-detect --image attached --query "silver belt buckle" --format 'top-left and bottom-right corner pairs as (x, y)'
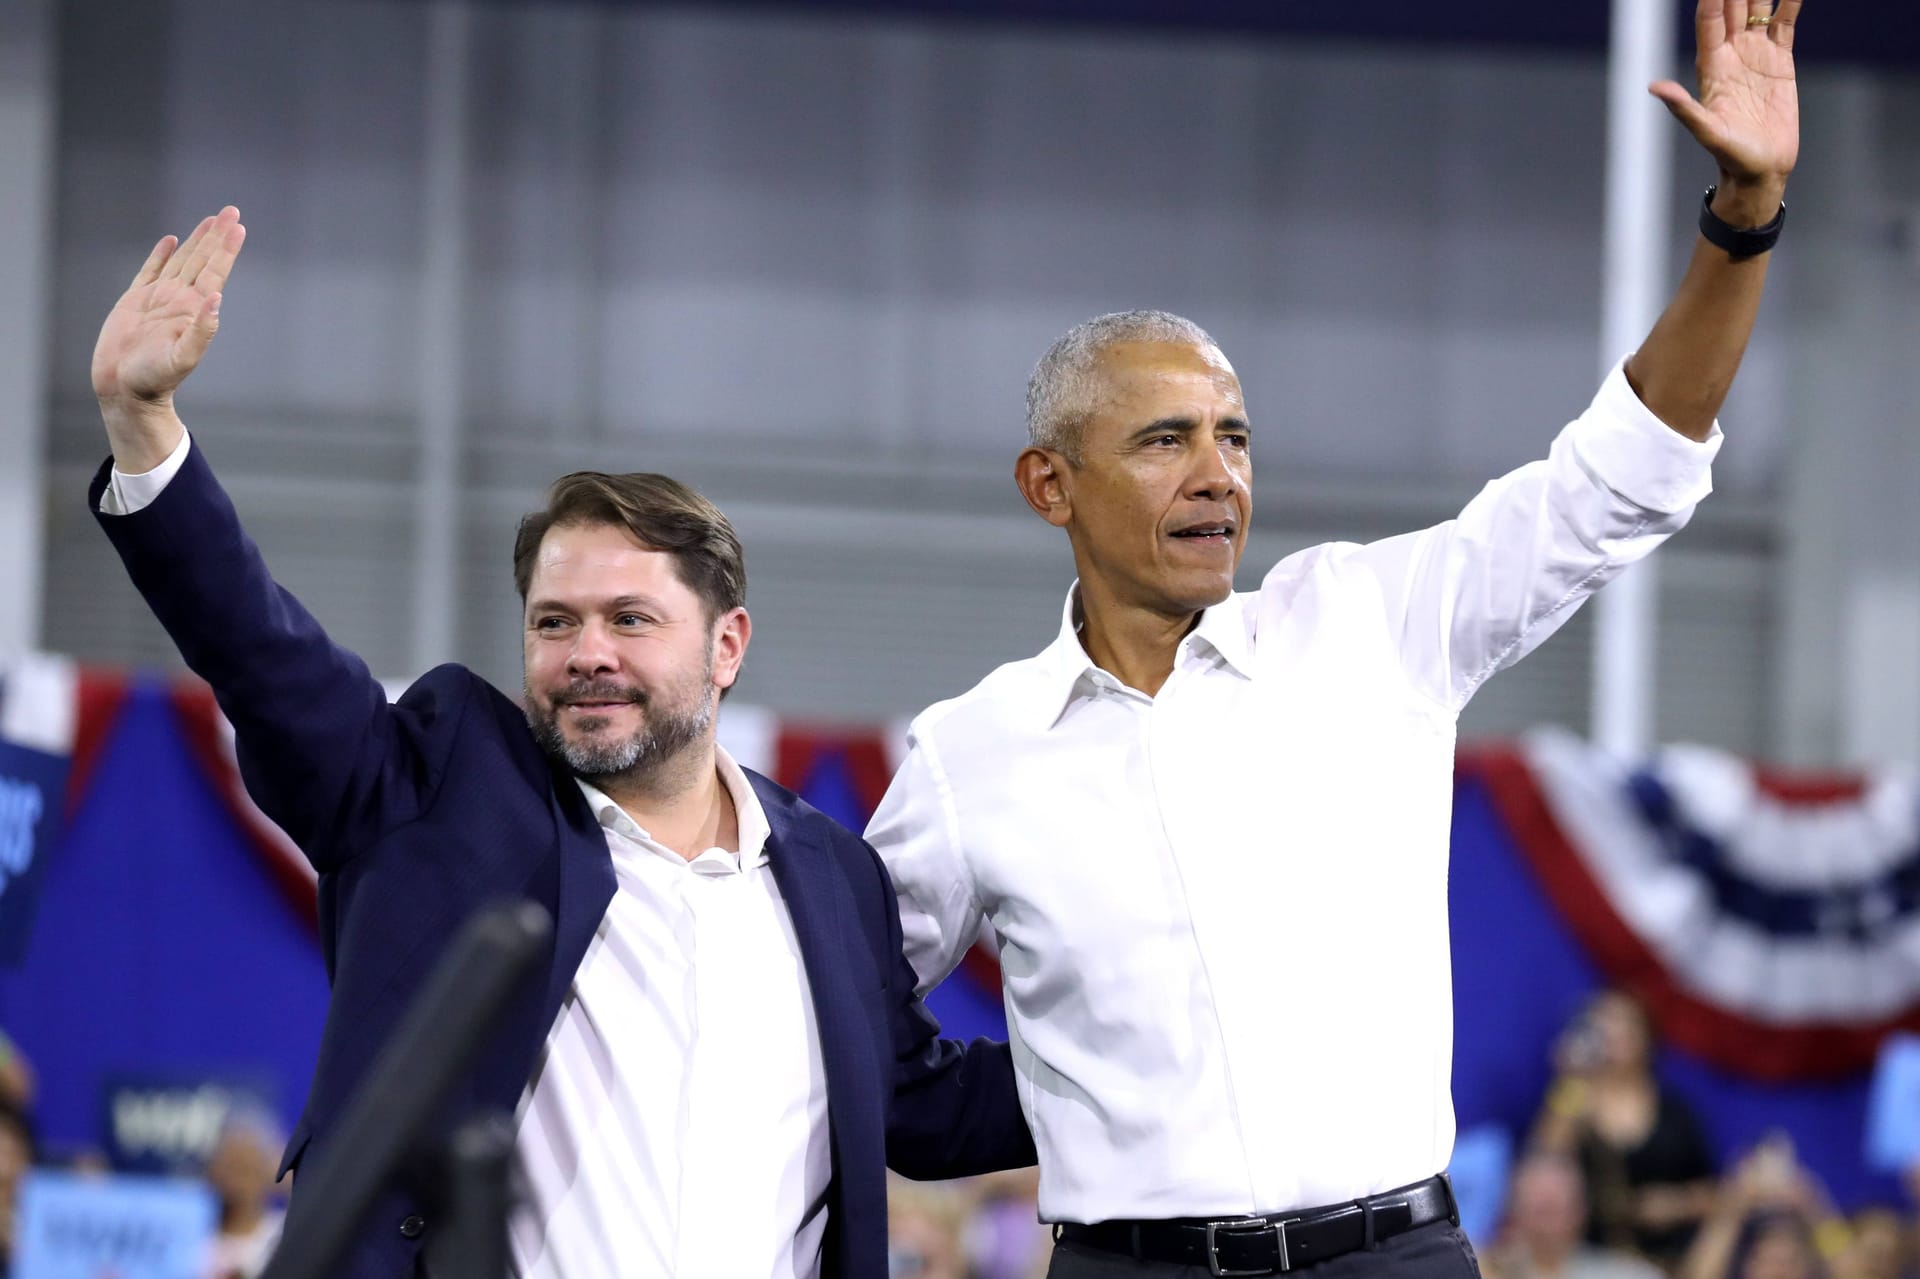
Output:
(1205, 1216), (1298, 1277)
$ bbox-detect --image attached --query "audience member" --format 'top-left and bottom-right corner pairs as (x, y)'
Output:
(1680, 1138), (1831, 1279)
(1533, 990), (1718, 1267)
(202, 1108), (286, 1279)
(1832, 1207), (1910, 1279)
(0, 1102), (35, 1279)
(888, 1180), (972, 1279)
(0, 1032), (33, 1115)
(1488, 1152), (1666, 1279)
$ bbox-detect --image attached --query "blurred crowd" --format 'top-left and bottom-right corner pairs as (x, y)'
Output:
(0, 993), (1912, 1279)
(0, 1025), (287, 1279)
(889, 989), (1919, 1279)
(1484, 989), (1912, 1279)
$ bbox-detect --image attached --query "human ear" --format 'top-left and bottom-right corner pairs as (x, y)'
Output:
(1015, 448), (1072, 529)
(711, 608), (751, 691)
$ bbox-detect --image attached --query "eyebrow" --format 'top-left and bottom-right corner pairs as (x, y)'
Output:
(603, 595), (668, 613)
(1130, 416), (1253, 441)
(525, 594), (670, 618)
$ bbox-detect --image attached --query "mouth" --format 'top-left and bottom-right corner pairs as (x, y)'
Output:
(556, 689), (643, 717)
(1168, 520), (1237, 546)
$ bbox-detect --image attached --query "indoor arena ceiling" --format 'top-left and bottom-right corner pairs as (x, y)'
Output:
(574, 1), (1919, 69)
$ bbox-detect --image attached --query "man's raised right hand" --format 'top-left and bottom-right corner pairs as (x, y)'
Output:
(90, 206), (246, 471)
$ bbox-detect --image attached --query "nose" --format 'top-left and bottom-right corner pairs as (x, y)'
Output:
(1184, 435), (1235, 499)
(565, 621), (619, 679)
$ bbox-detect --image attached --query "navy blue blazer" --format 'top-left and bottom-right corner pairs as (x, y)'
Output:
(91, 445), (1034, 1279)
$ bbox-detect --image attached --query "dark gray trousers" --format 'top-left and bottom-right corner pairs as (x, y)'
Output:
(1046, 1219), (1484, 1279)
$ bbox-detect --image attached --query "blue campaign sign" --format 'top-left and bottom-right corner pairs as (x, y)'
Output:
(0, 739), (67, 967)
(1866, 1032), (1920, 1171)
(14, 1169), (216, 1279)
(102, 1073), (281, 1175)
(1447, 1123), (1514, 1246)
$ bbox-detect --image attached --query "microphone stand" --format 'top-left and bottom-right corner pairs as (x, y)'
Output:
(260, 900), (551, 1279)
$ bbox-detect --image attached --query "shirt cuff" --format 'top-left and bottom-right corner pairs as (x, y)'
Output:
(99, 430), (193, 516)
(1568, 357), (1723, 515)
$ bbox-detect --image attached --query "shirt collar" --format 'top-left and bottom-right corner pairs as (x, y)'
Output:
(1188, 587), (1256, 681)
(573, 743), (773, 869)
(1032, 582), (1255, 730)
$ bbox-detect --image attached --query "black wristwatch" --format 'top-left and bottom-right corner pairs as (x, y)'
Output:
(1700, 185), (1786, 260)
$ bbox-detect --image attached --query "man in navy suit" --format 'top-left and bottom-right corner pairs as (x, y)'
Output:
(87, 207), (1034, 1279)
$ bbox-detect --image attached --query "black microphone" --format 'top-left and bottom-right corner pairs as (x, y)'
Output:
(261, 900), (551, 1279)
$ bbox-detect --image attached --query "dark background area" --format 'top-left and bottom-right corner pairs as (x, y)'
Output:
(576, 0), (1918, 69)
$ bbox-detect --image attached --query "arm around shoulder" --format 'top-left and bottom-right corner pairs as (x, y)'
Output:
(873, 839), (1035, 1181)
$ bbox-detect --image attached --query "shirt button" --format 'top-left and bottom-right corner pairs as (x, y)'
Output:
(399, 1215), (426, 1238)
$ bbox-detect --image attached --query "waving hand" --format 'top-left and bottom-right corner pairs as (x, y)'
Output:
(91, 206), (246, 470)
(1651, 0), (1801, 192)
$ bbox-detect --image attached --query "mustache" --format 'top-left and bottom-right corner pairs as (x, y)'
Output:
(552, 681), (645, 706)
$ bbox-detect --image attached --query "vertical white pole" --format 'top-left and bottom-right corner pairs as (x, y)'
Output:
(412, 0), (473, 677)
(0, 0), (55, 659)
(1591, 0), (1675, 758)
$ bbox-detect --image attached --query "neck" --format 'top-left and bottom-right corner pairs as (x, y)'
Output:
(595, 740), (737, 860)
(1074, 580), (1204, 697)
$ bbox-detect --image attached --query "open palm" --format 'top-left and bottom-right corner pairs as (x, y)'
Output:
(1652, 0), (1801, 183)
(91, 207), (246, 405)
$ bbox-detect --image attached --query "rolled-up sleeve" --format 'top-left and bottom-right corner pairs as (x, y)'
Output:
(1353, 358), (1723, 712)
(1567, 358), (1722, 513)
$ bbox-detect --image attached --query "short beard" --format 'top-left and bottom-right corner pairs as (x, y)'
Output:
(525, 649), (716, 787)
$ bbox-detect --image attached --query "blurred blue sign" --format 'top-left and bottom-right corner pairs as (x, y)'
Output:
(102, 1074), (278, 1174)
(15, 1170), (216, 1279)
(0, 740), (66, 966)
(1866, 1032), (1920, 1171)
(1447, 1123), (1514, 1245)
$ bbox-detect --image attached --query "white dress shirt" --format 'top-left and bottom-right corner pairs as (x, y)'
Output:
(102, 441), (831, 1278)
(866, 362), (1720, 1224)
(508, 754), (832, 1279)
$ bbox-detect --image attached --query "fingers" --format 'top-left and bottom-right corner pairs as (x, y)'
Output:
(1770, 0), (1801, 49)
(128, 235), (177, 291)
(192, 219), (247, 298)
(174, 206), (242, 289)
(1695, 0), (1727, 58)
(159, 215), (216, 282)
(169, 290), (224, 376)
(1649, 81), (1716, 147)
(1723, 0), (1750, 42)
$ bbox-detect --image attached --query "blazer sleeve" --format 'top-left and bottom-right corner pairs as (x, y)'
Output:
(89, 444), (461, 870)
(873, 842), (1037, 1180)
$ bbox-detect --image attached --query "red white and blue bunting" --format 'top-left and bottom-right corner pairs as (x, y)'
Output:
(1465, 729), (1920, 1082)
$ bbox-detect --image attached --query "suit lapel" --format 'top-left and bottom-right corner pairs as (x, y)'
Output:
(537, 763), (871, 1109)
(541, 762), (618, 1026)
(753, 774), (875, 1125)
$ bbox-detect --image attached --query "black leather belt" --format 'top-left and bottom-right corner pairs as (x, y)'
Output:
(1055, 1173), (1458, 1277)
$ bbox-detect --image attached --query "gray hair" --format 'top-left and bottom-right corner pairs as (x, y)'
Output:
(1025, 310), (1223, 464)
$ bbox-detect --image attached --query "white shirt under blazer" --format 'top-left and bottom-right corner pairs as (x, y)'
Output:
(511, 753), (831, 1279)
(867, 361), (1720, 1224)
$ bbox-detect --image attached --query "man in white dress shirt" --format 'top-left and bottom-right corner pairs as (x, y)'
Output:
(867, 3), (1803, 1276)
